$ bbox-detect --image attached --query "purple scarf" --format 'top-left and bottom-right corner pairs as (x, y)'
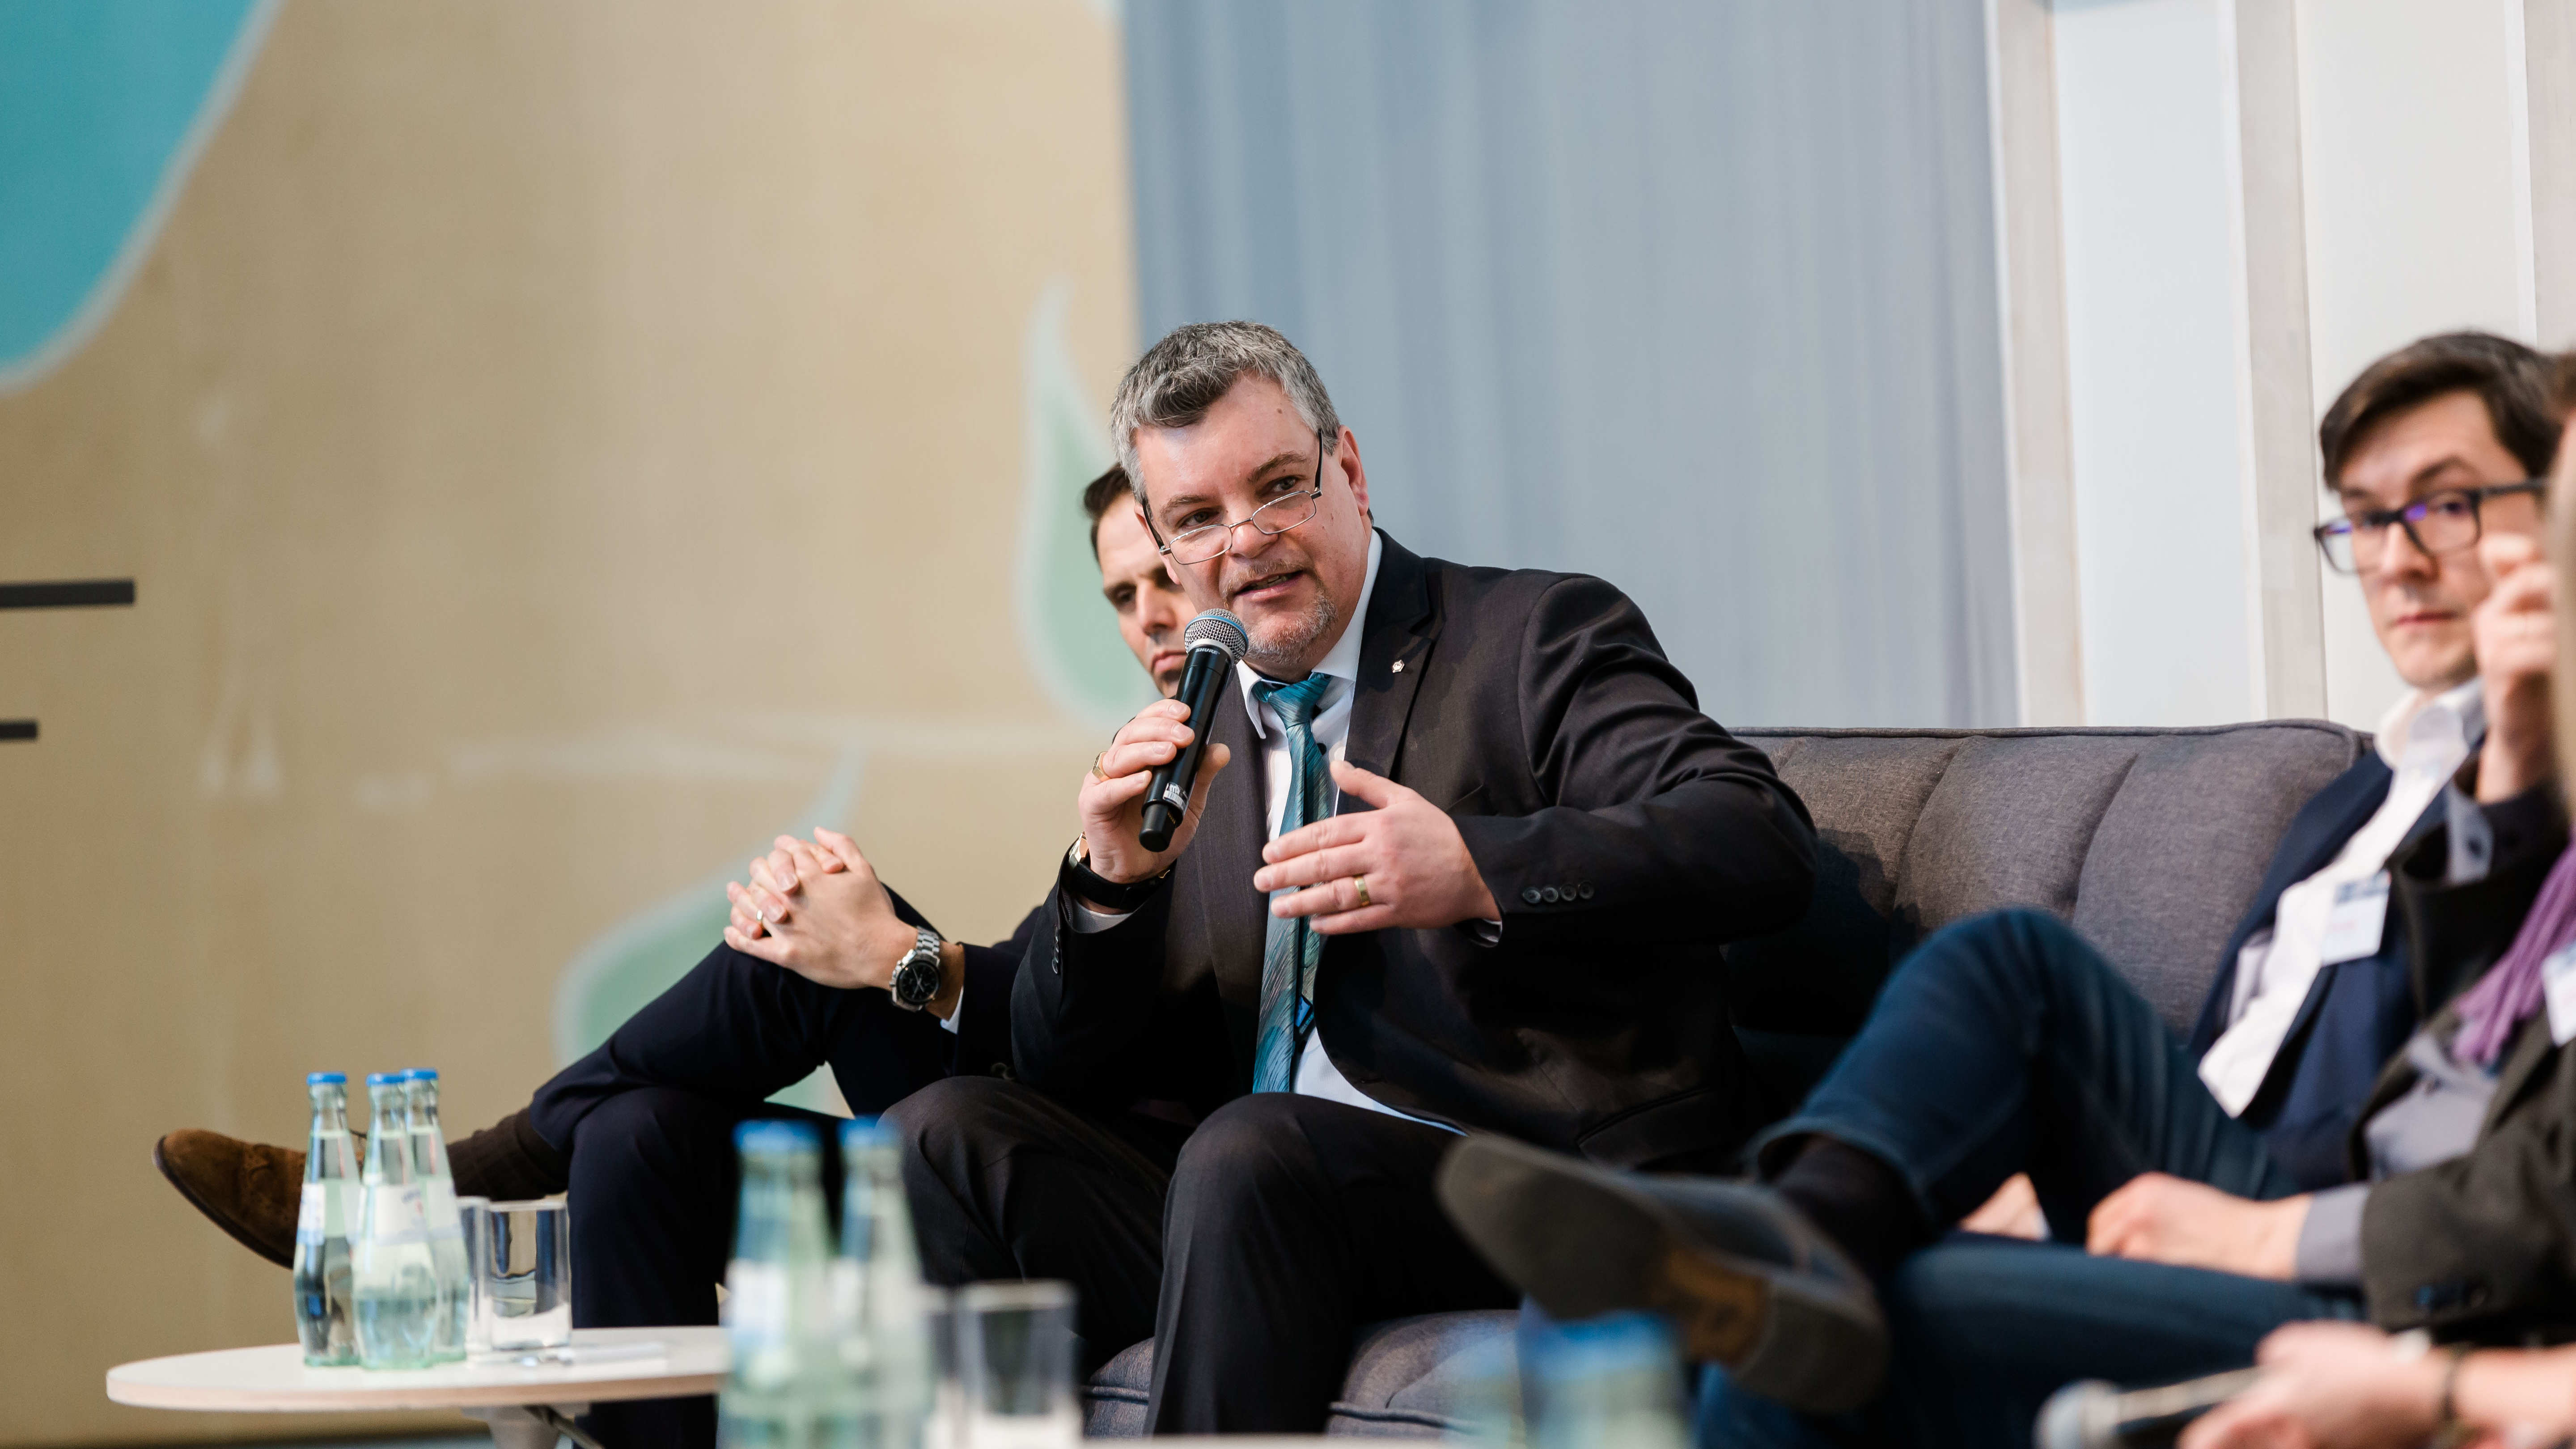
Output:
(2454, 843), (2576, 1066)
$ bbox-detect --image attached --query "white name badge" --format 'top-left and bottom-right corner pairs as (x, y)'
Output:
(2318, 873), (2393, 966)
(2542, 943), (2576, 1046)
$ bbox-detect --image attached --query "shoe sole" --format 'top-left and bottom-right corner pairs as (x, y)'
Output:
(154, 1136), (295, 1270)
(1435, 1135), (1885, 1416)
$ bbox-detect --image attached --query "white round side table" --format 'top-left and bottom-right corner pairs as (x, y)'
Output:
(107, 1326), (726, 1449)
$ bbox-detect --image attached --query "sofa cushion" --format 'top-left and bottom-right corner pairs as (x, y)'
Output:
(1082, 1310), (1521, 1438)
(2066, 726), (2362, 1031)
(1728, 723), (2366, 1041)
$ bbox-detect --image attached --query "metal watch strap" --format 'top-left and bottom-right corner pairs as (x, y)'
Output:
(1063, 834), (1174, 912)
(890, 928), (943, 1010)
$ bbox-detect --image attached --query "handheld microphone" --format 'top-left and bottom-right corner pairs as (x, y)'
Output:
(2034, 1368), (2264, 1449)
(1139, 610), (1250, 852)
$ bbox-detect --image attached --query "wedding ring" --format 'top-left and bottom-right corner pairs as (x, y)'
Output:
(1354, 874), (1372, 908)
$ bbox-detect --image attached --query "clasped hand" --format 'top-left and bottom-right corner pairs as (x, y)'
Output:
(720, 827), (924, 995)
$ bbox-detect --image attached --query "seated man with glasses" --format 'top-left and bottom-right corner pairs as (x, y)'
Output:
(879, 320), (1820, 1434)
(1433, 331), (2568, 1439)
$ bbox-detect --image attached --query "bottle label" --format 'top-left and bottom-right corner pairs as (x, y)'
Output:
(423, 1180), (461, 1235)
(297, 1182), (361, 1244)
(365, 1183), (430, 1245)
(723, 1261), (787, 1345)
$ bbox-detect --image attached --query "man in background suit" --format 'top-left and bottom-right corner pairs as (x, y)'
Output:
(151, 467), (1193, 1449)
(1436, 331), (2567, 1443)
(880, 321), (1820, 1433)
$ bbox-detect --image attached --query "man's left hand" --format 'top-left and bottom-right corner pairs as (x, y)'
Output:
(1251, 759), (1500, 935)
(2086, 1172), (2309, 1280)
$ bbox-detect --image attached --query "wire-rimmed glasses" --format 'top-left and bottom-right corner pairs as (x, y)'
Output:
(1149, 428), (1327, 566)
(2312, 479), (2545, 574)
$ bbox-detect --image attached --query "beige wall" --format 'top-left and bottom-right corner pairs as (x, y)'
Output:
(0, 3), (1133, 1442)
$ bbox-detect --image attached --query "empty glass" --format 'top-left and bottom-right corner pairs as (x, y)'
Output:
(922, 1288), (960, 1449)
(457, 1196), (492, 1357)
(955, 1282), (1076, 1449)
(479, 1199), (572, 1353)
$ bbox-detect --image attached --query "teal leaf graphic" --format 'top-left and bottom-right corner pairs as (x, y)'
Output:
(0, 0), (277, 388)
(550, 746), (865, 1115)
(1016, 278), (1154, 733)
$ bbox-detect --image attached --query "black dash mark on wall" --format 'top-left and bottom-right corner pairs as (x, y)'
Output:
(0, 721), (35, 741)
(0, 579), (136, 610)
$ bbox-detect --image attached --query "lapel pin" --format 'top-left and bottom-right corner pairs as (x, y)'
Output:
(1392, 660), (1405, 673)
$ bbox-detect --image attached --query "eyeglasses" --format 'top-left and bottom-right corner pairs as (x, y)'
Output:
(1148, 428), (1327, 566)
(2311, 480), (2545, 574)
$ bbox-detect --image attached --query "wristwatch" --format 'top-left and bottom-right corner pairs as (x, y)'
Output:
(1063, 834), (1174, 912)
(889, 928), (945, 1011)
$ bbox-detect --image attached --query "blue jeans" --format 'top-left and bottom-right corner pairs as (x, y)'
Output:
(1699, 909), (2363, 1448)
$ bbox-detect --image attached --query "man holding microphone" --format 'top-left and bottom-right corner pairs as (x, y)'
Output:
(882, 321), (1818, 1434)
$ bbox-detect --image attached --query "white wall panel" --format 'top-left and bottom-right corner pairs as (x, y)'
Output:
(2295, 0), (2537, 728)
(2053, 0), (2266, 724)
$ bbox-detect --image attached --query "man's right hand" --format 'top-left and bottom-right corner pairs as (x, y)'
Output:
(2472, 531), (2554, 802)
(1075, 696), (1231, 901)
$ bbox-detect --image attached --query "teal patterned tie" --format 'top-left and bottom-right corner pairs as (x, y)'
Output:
(1249, 673), (1336, 1093)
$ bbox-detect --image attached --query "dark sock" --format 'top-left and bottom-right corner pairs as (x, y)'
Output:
(450, 1106), (572, 1200)
(1767, 1135), (1932, 1284)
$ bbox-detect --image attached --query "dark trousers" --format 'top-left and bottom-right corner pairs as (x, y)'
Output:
(1702, 908), (2361, 1448)
(529, 943), (964, 1449)
(882, 1076), (1521, 1434)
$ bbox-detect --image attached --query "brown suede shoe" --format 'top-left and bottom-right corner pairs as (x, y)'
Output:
(154, 1129), (306, 1269)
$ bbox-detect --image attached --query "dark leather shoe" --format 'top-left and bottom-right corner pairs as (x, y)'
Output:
(1436, 1134), (1887, 1415)
(154, 1130), (306, 1269)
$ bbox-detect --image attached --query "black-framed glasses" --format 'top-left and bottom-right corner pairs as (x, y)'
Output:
(1147, 428), (1327, 566)
(2312, 479), (2546, 574)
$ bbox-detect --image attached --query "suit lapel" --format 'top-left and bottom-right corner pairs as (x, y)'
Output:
(1339, 533), (1439, 788)
(2190, 756), (2394, 1055)
(2482, 1014), (2559, 1136)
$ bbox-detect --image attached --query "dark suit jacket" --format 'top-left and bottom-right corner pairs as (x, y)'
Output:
(2351, 786), (2574, 1338)
(873, 890), (1042, 1085)
(2185, 755), (2443, 1188)
(1008, 532), (1819, 1170)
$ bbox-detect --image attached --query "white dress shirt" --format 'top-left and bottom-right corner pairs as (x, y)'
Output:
(2195, 678), (2485, 1114)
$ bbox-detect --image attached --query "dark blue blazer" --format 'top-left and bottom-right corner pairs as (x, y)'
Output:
(2185, 752), (2439, 1189)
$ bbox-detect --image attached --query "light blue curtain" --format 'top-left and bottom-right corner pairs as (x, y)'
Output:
(1126, 0), (2017, 727)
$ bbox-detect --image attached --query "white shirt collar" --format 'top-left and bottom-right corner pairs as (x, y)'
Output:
(1237, 529), (1385, 739)
(2373, 676), (2485, 771)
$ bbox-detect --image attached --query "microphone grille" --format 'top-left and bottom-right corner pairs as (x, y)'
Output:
(1183, 610), (1250, 664)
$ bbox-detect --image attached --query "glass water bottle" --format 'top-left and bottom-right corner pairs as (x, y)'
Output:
(721, 1121), (835, 1449)
(403, 1069), (471, 1362)
(292, 1072), (361, 1365)
(352, 1072), (438, 1368)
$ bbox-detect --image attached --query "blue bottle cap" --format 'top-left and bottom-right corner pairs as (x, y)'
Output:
(365, 1071), (407, 1086)
(734, 1120), (819, 1154)
(405, 1068), (438, 1081)
(306, 1071), (347, 1085)
(840, 1116), (892, 1150)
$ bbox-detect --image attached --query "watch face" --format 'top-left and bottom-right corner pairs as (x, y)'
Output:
(893, 952), (940, 1007)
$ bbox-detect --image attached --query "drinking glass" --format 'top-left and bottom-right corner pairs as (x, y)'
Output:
(956, 1281), (1077, 1449)
(923, 1287), (962, 1449)
(456, 1196), (492, 1357)
(479, 1199), (572, 1352)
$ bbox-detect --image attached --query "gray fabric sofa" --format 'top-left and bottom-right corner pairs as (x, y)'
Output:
(1080, 721), (2371, 1436)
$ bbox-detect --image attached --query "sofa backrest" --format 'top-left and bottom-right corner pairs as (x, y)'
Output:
(1723, 722), (2368, 1039)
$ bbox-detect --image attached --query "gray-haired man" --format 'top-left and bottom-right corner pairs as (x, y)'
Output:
(881, 321), (1819, 1433)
